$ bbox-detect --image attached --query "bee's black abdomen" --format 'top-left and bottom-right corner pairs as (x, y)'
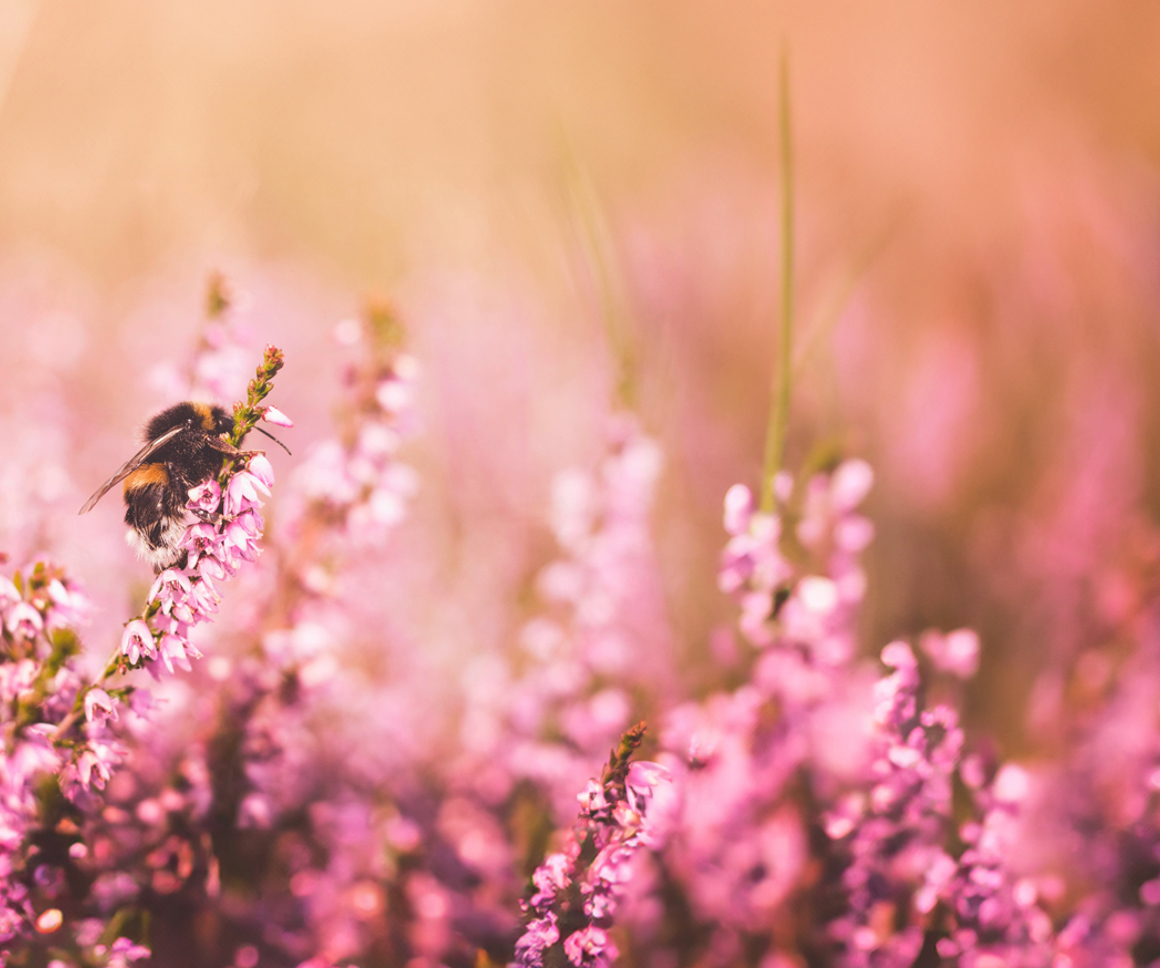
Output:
(123, 463), (188, 572)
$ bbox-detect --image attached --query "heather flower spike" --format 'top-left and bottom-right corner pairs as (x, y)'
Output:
(513, 722), (669, 968)
(74, 347), (285, 709)
(285, 304), (419, 551)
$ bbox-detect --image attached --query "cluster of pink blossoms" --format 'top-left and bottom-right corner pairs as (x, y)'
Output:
(290, 315), (420, 540)
(938, 762), (1055, 967)
(0, 562), (152, 964)
(0, 567), (88, 945)
(515, 725), (671, 968)
(0, 348), (289, 964)
(465, 413), (668, 821)
(824, 640), (966, 965)
(116, 452), (275, 680)
(719, 458), (873, 660)
(648, 460), (878, 958)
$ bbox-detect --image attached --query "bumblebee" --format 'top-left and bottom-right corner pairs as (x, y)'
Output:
(79, 402), (249, 573)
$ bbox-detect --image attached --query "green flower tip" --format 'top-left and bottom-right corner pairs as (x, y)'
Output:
(603, 721), (648, 798)
(365, 298), (406, 348)
(205, 272), (232, 320)
(230, 347), (286, 444)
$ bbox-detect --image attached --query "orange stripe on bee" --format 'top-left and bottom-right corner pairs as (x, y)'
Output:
(123, 463), (169, 491)
(192, 402), (216, 431)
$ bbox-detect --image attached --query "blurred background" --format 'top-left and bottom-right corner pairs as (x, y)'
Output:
(3, 0), (1160, 755)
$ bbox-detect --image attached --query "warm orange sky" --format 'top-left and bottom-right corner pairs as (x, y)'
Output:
(1, 0), (1158, 292)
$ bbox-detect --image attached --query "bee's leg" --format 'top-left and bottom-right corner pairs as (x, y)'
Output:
(205, 435), (260, 460)
(190, 508), (222, 525)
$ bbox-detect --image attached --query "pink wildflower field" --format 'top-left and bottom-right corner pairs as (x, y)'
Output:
(2, 4), (1160, 967)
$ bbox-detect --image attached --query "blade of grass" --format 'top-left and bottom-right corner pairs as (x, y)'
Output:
(558, 134), (638, 411)
(760, 49), (795, 513)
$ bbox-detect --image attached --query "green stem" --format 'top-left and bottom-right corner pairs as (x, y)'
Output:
(760, 51), (795, 513)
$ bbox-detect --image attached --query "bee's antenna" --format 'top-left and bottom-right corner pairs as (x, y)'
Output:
(255, 426), (293, 456)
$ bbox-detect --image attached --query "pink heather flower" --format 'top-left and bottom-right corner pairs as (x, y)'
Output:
(84, 688), (117, 725)
(582, 844), (635, 917)
(529, 852), (573, 911)
(830, 458), (874, 512)
(17, 723), (63, 770)
(180, 520), (219, 561)
(225, 470), (269, 516)
(5, 601), (43, 639)
(563, 925), (617, 968)
(150, 569), (192, 613)
(186, 574), (221, 615)
(374, 377), (411, 413)
(625, 760), (672, 809)
(45, 577), (93, 629)
(723, 483), (754, 536)
(196, 552), (229, 581)
(261, 405), (294, 428)
(235, 508), (264, 536)
(152, 610), (192, 643)
(0, 575), (20, 608)
(359, 486), (406, 527)
(921, 627), (981, 679)
(158, 633), (197, 675)
(514, 914), (560, 968)
(577, 780), (611, 821)
(224, 519), (261, 562)
(120, 620), (156, 664)
(107, 937), (151, 965)
(75, 746), (113, 792)
(248, 452), (275, 487)
(0, 659), (37, 703)
(0, 906), (23, 942)
(187, 479), (221, 515)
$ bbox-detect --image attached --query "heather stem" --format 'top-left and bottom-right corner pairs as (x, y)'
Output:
(760, 50), (795, 514)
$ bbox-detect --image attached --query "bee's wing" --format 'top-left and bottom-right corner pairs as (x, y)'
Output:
(77, 424), (185, 515)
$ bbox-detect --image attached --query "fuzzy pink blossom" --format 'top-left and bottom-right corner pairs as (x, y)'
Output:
(248, 451), (275, 487)
(187, 479), (221, 515)
(224, 470), (270, 517)
(83, 688), (117, 725)
(120, 620), (156, 665)
(5, 601), (43, 639)
(261, 405), (294, 428)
